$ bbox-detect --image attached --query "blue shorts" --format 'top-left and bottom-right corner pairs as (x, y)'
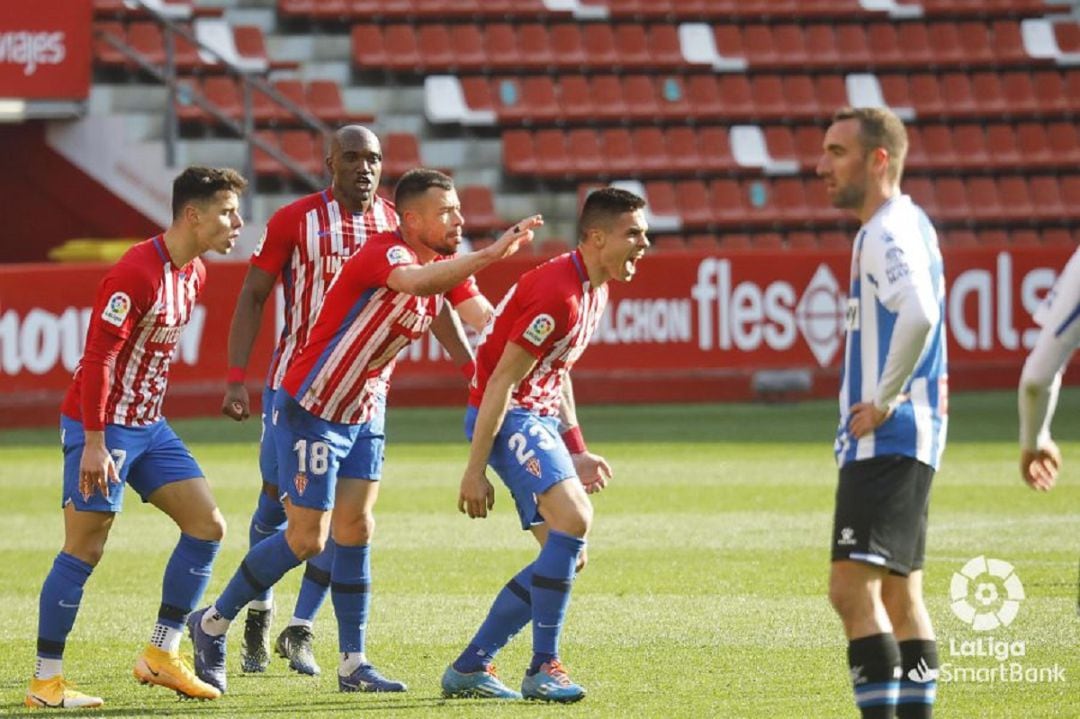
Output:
(60, 415), (204, 513)
(259, 385), (279, 487)
(465, 405), (577, 530)
(272, 391), (385, 511)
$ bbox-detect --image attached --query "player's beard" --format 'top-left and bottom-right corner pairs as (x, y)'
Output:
(830, 182), (866, 211)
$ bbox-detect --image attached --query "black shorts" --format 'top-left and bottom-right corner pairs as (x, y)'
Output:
(831, 454), (934, 576)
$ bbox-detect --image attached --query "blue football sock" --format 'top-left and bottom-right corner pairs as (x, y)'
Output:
(294, 535), (334, 622)
(158, 534), (220, 629)
(248, 493), (287, 605)
(36, 552), (93, 660)
(529, 530), (585, 674)
(215, 531), (300, 620)
(453, 563), (534, 673)
(330, 543), (370, 654)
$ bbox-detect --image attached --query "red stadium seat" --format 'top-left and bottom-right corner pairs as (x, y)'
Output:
(449, 23), (486, 72)
(582, 23), (619, 67)
(941, 229), (979, 248)
(648, 25), (685, 71)
(710, 179), (748, 226)
(642, 181), (681, 223)
(1046, 122), (1080, 165)
(650, 235), (687, 253)
(814, 75), (849, 117)
(686, 75), (724, 120)
(460, 76), (495, 113)
(631, 127), (670, 176)
(919, 125), (957, 169)
(998, 72), (1036, 115)
(484, 23), (521, 70)
(1040, 228), (1072, 247)
(549, 24), (586, 70)
(698, 127), (735, 173)
(352, 25), (387, 70)
(712, 24), (745, 58)
(459, 185), (503, 234)
(279, 130), (323, 177)
(1061, 176), (1080, 218)
(1015, 122), (1053, 169)
(1009, 229), (1040, 247)
(622, 75), (662, 123)
(664, 126), (702, 174)
(897, 23), (933, 67)
(533, 128), (570, 179)
(600, 128), (637, 176)
(866, 23), (903, 67)
(614, 25), (652, 70)
(382, 24), (419, 72)
(381, 132), (421, 179)
(93, 21), (128, 68)
(996, 176), (1034, 221)
(590, 75), (629, 123)
(306, 80), (370, 125)
(827, 25), (865, 68)
(567, 128), (604, 177)
(1031, 70), (1069, 114)
(787, 231), (818, 249)
(750, 76), (787, 121)
(991, 20), (1030, 65)
(904, 177), (937, 218)
(951, 124), (990, 170)
(742, 24), (780, 68)
(963, 177), (1000, 222)
(502, 129), (537, 175)
(416, 25), (454, 71)
(793, 125), (823, 169)
(764, 126), (797, 166)
(656, 75), (693, 121)
(557, 75), (594, 124)
(674, 180), (713, 228)
(942, 72), (981, 117)
(782, 75), (820, 121)
(517, 23), (552, 71)
(1028, 175), (1065, 220)
(984, 123), (1021, 168)
(926, 22), (966, 67)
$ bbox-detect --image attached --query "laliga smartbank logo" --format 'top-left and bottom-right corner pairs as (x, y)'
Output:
(941, 556), (1067, 685)
(949, 555), (1024, 631)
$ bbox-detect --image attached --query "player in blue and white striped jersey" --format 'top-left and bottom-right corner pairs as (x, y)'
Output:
(817, 107), (946, 719)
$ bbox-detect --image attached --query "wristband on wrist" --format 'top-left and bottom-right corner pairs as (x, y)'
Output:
(226, 366), (246, 384)
(459, 359), (476, 381)
(561, 426), (587, 454)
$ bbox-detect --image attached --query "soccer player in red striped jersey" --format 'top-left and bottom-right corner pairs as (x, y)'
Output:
(26, 167), (246, 710)
(443, 187), (648, 702)
(189, 169), (540, 696)
(220, 127), (489, 675)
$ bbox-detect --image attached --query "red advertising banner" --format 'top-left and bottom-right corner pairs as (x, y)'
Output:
(0, 244), (1075, 427)
(0, 1), (92, 100)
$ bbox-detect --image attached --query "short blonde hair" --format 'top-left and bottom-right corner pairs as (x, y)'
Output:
(832, 107), (909, 184)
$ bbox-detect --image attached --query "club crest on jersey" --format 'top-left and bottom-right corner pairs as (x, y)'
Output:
(101, 292), (132, 327)
(386, 245), (413, 266)
(522, 313), (555, 346)
(525, 457), (542, 478)
(294, 472), (308, 496)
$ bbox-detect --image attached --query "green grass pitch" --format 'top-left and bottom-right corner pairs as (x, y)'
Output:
(0, 389), (1076, 717)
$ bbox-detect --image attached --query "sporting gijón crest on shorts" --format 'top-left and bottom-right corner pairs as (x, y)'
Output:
(250, 189), (398, 390)
(282, 231), (478, 424)
(836, 195), (948, 470)
(471, 249), (607, 416)
(62, 236), (205, 430)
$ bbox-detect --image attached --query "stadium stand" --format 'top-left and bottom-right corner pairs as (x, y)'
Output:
(79, 0), (1080, 251)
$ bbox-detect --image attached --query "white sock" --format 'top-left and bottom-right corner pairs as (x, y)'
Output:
(339, 652), (367, 676)
(200, 606), (232, 637)
(35, 657), (63, 680)
(287, 617), (313, 629)
(248, 598), (273, 612)
(150, 623), (183, 652)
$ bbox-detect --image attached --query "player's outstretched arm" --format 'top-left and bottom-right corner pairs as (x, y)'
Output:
(222, 265), (277, 421)
(459, 343), (537, 518)
(388, 215), (542, 297)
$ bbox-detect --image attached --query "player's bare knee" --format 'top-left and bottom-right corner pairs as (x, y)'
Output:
(65, 541), (107, 567)
(333, 511), (374, 545)
(285, 525), (325, 560)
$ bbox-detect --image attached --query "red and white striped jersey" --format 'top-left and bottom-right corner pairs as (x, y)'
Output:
(470, 250), (607, 416)
(62, 236), (205, 429)
(282, 231), (480, 424)
(250, 188), (398, 389)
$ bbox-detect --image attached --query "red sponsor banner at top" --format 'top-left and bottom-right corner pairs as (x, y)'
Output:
(0, 1), (92, 100)
(0, 244), (1075, 427)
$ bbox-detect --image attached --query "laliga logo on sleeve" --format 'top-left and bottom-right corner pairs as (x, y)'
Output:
(386, 245), (412, 266)
(522, 313), (555, 346)
(949, 556), (1025, 631)
(101, 292), (132, 327)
